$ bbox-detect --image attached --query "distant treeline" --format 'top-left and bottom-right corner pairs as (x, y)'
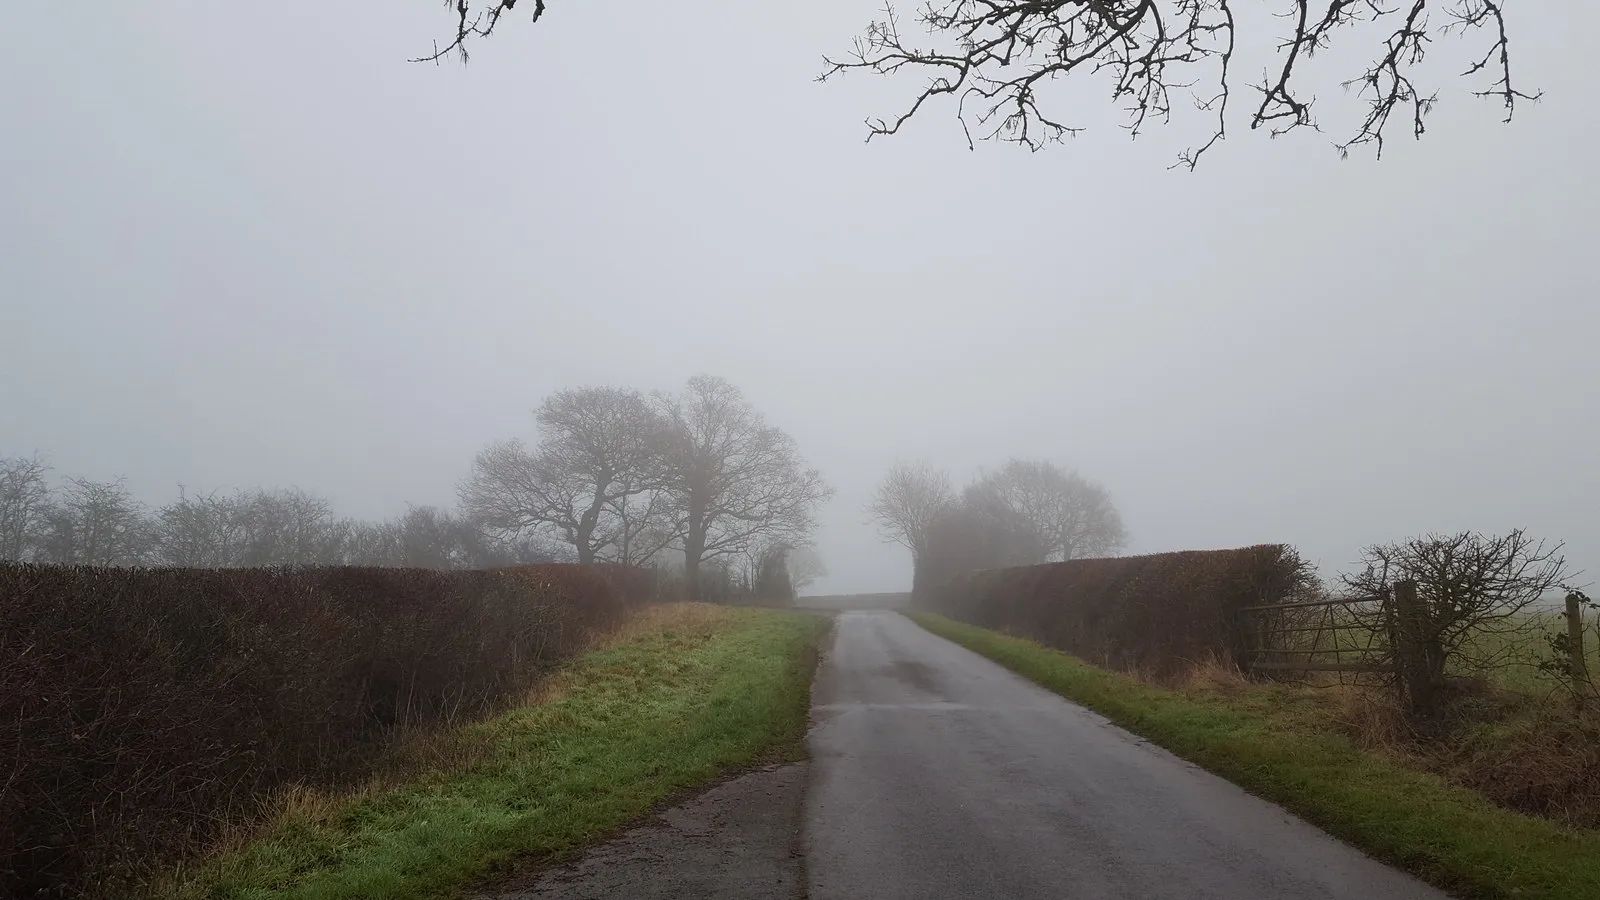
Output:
(0, 457), (555, 569)
(2, 375), (833, 602)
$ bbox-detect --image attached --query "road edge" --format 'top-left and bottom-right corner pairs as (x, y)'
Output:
(903, 610), (1600, 900)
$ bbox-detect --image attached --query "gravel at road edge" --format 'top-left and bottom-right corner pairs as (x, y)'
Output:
(470, 763), (806, 900)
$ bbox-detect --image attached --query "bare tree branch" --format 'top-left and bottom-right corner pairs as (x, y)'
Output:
(422, 0), (1533, 163)
(817, 0), (1534, 163)
(413, 0), (548, 64)
(868, 459), (955, 559)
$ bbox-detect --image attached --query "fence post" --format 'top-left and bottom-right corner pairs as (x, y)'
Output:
(1392, 579), (1432, 714)
(1236, 607), (1256, 674)
(1567, 592), (1590, 693)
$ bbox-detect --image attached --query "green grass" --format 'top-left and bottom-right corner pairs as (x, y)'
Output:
(1273, 606), (1599, 695)
(157, 604), (828, 900)
(1450, 612), (1598, 695)
(907, 611), (1600, 900)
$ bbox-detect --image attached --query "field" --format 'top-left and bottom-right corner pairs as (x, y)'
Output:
(153, 603), (827, 900)
(909, 611), (1600, 900)
(794, 591), (911, 610)
(1263, 604), (1600, 696)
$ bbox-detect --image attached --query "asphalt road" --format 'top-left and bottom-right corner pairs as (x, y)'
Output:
(804, 610), (1450, 900)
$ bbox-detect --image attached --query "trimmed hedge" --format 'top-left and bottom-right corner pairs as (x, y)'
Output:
(918, 545), (1312, 680)
(0, 562), (656, 898)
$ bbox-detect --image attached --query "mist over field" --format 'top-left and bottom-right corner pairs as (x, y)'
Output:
(4, 2), (1596, 593)
(8, 5), (1600, 899)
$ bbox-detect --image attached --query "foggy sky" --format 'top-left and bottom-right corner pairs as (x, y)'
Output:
(4, 2), (1596, 594)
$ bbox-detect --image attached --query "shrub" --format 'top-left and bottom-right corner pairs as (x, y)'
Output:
(919, 545), (1313, 680)
(0, 562), (655, 897)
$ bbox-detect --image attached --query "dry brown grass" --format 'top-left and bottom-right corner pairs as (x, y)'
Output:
(1438, 704), (1600, 828)
(609, 601), (729, 642)
(1179, 655), (1253, 696)
(1185, 660), (1600, 829)
(1320, 682), (1422, 752)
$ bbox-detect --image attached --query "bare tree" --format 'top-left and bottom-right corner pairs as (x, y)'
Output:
(151, 487), (252, 566)
(356, 504), (511, 569)
(0, 454), (52, 562)
(38, 477), (149, 566)
(867, 460), (954, 562)
(460, 386), (669, 564)
(908, 459), (1125, 597)
(425, 1), (1534, 164)
(390, 506), (466, 569)
(246, 488), (346, 564)
(656, 375), (834, 602)
(155, 487), (459, 568)
(787, 544), (829, 595)
(916, 493), (1042, 594)
(964, 459), (1127, 562)
(1342, 529), (1573, 688)
(339, 516), (400, 566)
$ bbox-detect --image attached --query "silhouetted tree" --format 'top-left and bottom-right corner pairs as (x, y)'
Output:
(460, 386), (671, 564)
(38, 477), (149, 566)
(424, 0), (1534, 164)
(655, 375), (834, 602)
(915, 496), (1041, 597)
(868, 460), (954, 565)
(786, 544), (828, 595)
(964, 459), (1126, 562)
(910, 459), (1125, 598)
(754, 544), (797, 604)
(151, 487), (252, 566)
(320, 504), (567, 569)
(232, 488), (344, 566)
(0, 454), (52, 562)
(384, 505), (483, 569)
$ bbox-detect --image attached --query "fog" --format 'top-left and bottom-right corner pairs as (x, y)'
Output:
(3, 2), (1596, 593)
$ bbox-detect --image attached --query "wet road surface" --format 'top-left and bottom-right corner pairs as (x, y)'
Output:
(803, 610), (1449, 900)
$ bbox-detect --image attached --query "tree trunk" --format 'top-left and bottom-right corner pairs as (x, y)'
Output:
(683, 519), (706, 603)
(576, 491), (606, 566)
(574, 522), (596, 564)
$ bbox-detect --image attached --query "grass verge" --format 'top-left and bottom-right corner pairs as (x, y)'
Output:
(155, 603), (827, 900)
(906, 611), (1600, 900)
